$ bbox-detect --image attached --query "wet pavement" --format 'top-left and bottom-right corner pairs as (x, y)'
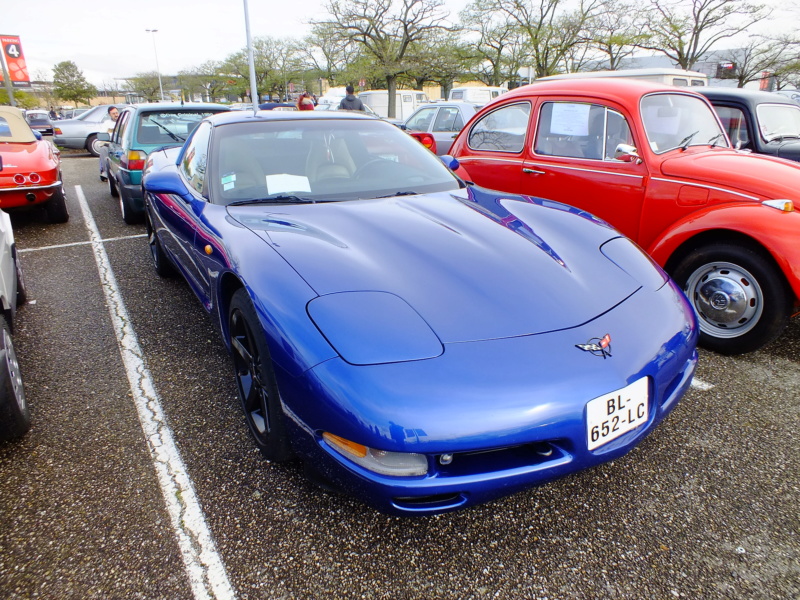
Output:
(0, 154), (797, 599)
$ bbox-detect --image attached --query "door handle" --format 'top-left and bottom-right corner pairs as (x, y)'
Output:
(522, 168), (546, 175)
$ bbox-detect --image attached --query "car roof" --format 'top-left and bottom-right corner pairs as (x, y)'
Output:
(502, 78), (699, 106)
(697, 86), (800, 106)
(127, 102), (230, 112)
(0, 105), (37, 143)
(206, 110), (379, 127)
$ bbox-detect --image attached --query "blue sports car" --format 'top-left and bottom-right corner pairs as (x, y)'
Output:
(142, 110), (698, 516)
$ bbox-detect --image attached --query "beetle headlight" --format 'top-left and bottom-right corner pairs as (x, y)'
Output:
(762, 199), (794, 212)
(323, 432), (428, 477)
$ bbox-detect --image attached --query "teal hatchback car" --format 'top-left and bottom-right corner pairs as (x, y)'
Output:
(99, 102), (229, 223)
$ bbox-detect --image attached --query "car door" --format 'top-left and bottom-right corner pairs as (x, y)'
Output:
(430, 106), (465, 155)
(156, 122), (213, 302)
(107, 109), (130, 181)
(524, 99), (647, 241)
(405, 106), (438, 136)
(454, 101), (532, 193)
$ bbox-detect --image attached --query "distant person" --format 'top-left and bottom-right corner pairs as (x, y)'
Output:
(338, 85), (365, 111)
(48, 106), (58, 120)
(99, 105), (120, 182)
(297, 92), (315, 111)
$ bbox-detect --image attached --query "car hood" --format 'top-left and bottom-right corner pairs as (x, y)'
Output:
(768, 138), (800, 161)
(229, 188), (645, 344)
(659, 148), (800, 199)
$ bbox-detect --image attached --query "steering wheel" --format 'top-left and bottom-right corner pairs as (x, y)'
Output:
(353, 158), (390, 179)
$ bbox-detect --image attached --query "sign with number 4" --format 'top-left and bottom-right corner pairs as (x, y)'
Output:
(0, 35), (32, 88)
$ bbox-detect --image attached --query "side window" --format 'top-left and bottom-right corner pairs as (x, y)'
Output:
(672, 78), (688, 86)
(605, 110), (634, 159)
(180, 122), (212, 196)
(432, 107), (461, 132)
(406, 107), (437, 132)
(535, 102), (607, 159)
(467, 102), (531, 152)
(112, 111), (130, 143)
(714, 105), (749, 148)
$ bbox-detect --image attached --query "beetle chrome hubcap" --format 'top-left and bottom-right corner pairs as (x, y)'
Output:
(684, 261), (763, 339)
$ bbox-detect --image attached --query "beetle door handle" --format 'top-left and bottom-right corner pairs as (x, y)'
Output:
(522, 168), (546, 175)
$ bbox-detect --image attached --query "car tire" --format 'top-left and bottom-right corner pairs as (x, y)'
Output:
(44, 186), (69, 223)
(0, 315), (29, 442)
(86, 134), (102, 157)
(108, 172), (119, 198)
(14, 250), (26, 307)
(229, 288), (292, 462)
(145, 210), (175, 278)
(671, 243), (791, 354)
(119, 187), (141, 225)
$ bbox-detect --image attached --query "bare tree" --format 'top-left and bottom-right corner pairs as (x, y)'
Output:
(587, 0), (650, 70)
(460, 0), (532, 86)
(637, 0), (769, 70)
(484, 0), (605, 78)
(402, 33), (474, 97)
(125, 72), (162, 102)
(314, 0), (453, 118)
(303, 23), (360, 87)
(714, 36), (794, 88)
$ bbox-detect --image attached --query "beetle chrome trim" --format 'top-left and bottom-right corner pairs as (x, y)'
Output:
(0, 180), (63, 192)
(525, 163), (645, 180)
(650, 177), (759, 201)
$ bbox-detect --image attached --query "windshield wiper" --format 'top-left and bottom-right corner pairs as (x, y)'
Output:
(150, 120), (185, 142)
(677, 130), (699, 151)
(708, 133), (726, 148)
(374, 191), (420, 198)
(228, 194), (316, 206)
(765, 132), (800, 143)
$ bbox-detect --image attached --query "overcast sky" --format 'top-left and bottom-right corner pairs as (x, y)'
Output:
(4, 0), (795, 87)
(4, 0), (469, 86)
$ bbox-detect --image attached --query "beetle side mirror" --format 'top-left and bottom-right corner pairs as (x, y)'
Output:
(614, 143), (642, 164)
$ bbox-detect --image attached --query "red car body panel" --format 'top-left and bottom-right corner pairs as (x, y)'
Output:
(450, 78), (800, 313)
(0, 139), (61, 209)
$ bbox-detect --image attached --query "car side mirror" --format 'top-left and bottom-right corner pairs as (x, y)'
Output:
(97, 132), (110, 142)
(33, 130), (42, 141)
(614, 143), (642, 164)
(440, 155), (460, 170)
(143, 170), (191, 201)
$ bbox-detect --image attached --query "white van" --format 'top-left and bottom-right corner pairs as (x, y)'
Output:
(448, 87), (508, 104)
(317, 87), (348, 106)
(358, 90), (429, 120)
(537, 68), (708, 87)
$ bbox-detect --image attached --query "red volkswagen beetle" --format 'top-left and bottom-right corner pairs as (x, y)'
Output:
(0, 106), (68, 223)
(449, 78), (800, 355)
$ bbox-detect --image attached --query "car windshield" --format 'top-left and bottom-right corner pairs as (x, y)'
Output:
(137, 110), (219, 145)
(755, 103), (800, 142)
(211, 118), (461, 205)
(641, 93), (728, 153)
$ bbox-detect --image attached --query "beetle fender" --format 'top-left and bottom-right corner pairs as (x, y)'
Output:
(647, 202), (800, 303)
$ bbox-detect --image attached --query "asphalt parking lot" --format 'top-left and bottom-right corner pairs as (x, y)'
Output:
(0, 152), (797, 600)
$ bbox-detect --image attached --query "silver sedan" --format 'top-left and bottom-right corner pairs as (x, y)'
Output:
(53, 104), (124, 156)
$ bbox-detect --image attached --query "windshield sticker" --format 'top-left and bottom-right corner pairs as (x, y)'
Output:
(550, 104), (590, 136)
(266, 174), (311, 194)
(221, 172), (236, 185)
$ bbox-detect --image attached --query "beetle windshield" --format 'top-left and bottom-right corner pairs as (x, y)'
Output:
(210, 117), (461, 205)
(755, 103), (800, 142)
(641, 93), (729, 153)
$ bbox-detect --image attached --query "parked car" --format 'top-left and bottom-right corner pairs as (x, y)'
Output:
(448, 87), (508, 104)
(258, 102), (297, 111)
(314, 102), (381, 118)
(401, 101), (481, 155)
(141, 110), (697, 516)
(698, 87), (800, 161)
(774, 89), (800, 104)
(0, 208), (28, 442)
(23, 110), (54, 136)
(61, 107), (90, 120)
(98, 102), (229, 224)
(53, 104), (124, 156)
(0, 106), (68, 223)
(449, 78), (800, 354)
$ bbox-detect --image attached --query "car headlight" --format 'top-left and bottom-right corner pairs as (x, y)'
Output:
(322, 432), (429, 477)
(600, 236), (668, 291)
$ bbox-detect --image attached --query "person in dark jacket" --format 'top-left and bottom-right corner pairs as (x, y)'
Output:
(338, 85), (365, 111)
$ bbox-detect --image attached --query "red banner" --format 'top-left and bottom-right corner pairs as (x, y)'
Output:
(0, 35), (32, 88)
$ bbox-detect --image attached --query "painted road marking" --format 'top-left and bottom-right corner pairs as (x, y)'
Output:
(74, 186), (235, 600)
(19, 234), (147, 253)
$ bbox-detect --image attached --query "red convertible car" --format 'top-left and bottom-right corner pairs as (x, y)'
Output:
(449, 78), (800, 355)
(0, 106), (68, 223)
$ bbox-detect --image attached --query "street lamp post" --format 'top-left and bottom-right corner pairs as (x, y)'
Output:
(145, 28), (165, 101)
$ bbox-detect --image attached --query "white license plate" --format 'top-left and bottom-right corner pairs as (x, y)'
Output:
(586, 377), (649, 451)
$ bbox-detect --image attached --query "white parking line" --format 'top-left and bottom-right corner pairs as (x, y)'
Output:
(74, 186), (235, 600)
(691, 377), (715, 391)
(19, 234), (147, 253)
